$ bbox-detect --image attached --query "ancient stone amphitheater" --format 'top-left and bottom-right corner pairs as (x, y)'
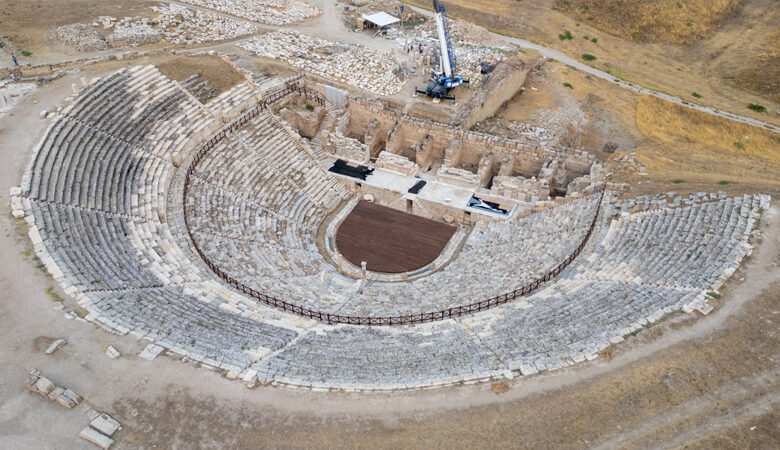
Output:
(11, 65), (768, 390)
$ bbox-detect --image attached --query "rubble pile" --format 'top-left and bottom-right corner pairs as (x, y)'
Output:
(97, 4), (257, 47)
(240, 31), (405, 96)
(405, 37), (507, 85)
(452, 44), (507, 84)
(55, 24), (109, 52)
(106, 23), (162, 48)
(179, 0), (320, 25)
(418, 17), (513, 49)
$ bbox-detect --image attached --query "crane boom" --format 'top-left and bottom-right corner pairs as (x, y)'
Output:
(432, 0), (454, 77)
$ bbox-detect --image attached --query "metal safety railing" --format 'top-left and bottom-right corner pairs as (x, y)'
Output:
(182, 84), (606, 326)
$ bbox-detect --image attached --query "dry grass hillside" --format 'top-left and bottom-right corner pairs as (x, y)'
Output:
(728, 29), (780, 103)
(553, 0), (744, 45)
(156, 55), (246, 93)
(630, 95), (780, 191)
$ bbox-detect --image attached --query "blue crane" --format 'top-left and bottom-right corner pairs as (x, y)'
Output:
(415, 0), (469, 101)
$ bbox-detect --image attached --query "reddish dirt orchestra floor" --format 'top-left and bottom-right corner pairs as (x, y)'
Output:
(335, 201), (456, 273)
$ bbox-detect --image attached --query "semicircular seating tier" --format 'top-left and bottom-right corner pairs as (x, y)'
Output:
(185, 112), (602, 316)
(15, 65), (768, 389)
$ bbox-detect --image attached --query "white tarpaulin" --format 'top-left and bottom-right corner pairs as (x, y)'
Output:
(361, 12), (400, 28)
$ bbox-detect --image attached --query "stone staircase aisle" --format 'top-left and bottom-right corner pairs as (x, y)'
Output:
(309, 102), (340, 166)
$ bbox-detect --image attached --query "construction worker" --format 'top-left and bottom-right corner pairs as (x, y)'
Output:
(12, 55), (19, 66)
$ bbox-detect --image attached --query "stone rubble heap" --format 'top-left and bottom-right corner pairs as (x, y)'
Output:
(55, 23), (109, 52)
(240, 31), (405, 96)
(418, 16), (514, 49)
(404, 36), (507, 86)
(57, 4), (257, 51)
(179, 0), (320, 25)
(105, 4), (257, 46)
(106, 22), (162, 48)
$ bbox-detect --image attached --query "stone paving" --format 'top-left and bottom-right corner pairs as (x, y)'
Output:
(12, 66), (769, 389)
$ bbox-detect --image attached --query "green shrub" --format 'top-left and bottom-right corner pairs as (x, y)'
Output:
(672, 179), (684, 184)
(558, 30), (573, 41)
(748, 103), (766, 112)
(733, 141), (745, 150)
(305, 103), (315, 111)
(581, 53), (596, 61)
(692, 92), (702, 98)
(591, 37), (598, 43)
(563, 82), (573, 89)
(718, 180), (730, 185)
(21, 50), (32, 57)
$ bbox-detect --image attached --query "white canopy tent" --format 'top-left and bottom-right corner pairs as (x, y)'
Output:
(360, 11), (400, 29)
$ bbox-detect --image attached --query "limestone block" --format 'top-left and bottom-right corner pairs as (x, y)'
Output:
(105, 345), (121, 359)
(139, 343), (164, 360)
(91, 414), (121, 436)
(34, 377), (55, 395)
(44, 338), (67, 354)
(79, 427), (114, 449)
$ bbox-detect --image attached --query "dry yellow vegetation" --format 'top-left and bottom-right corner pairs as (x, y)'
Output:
(156, 55), (245, 93)
(632, 95), (780, 188)
(555, 0), (744, 44)
(732, 29), (780, 103)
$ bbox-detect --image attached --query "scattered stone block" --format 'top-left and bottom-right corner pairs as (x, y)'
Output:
(90, 413), (121, 436)
(48, 386), (65, 401)
(105, 345), (121, 359)
(79, 426), (114, 449)
(58, 389), (82, 408)
(139, 343), (164, 360)
(34, 377), (56, 395)
(44, 338), (67, 354)
(24, 369), (41, 391)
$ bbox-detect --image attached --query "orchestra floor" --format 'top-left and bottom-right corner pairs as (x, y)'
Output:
(335, 201), (456, 273)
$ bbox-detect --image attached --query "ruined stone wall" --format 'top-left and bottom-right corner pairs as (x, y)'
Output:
(346, 97), (595, 180)
(455, 61), (534, 130)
